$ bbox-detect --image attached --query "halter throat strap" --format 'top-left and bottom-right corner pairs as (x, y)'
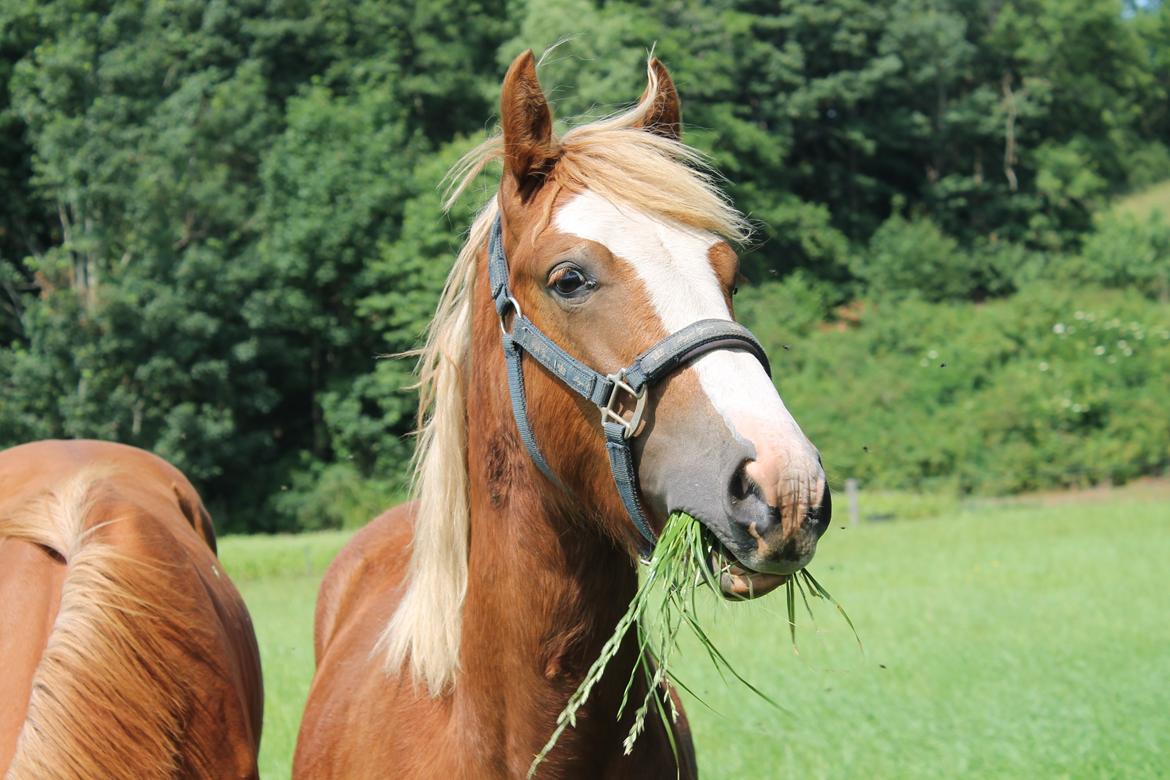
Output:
(487, 214), (771, 554)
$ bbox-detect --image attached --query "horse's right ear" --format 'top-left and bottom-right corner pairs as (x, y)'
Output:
(636, 58), (682, 141)
(500, 50), (556, 197)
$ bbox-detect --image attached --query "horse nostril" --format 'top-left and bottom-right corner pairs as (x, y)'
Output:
(729, 460), (758, 504)
(726, 460), (784, 537)
(804, 482), (832, 537)
(756, 504), (782, 538)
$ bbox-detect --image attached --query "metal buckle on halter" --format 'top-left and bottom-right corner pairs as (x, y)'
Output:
(497, 295), (522, 335)
(601, 370), (647, 439)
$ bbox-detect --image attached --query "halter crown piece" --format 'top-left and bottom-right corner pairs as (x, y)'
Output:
(488, 215), (772, 556)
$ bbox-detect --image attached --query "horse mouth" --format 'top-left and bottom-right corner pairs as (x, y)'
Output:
(705, 532), (790, 600)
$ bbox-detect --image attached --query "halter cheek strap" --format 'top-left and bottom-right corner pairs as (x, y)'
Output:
(488, 215), (771, 555)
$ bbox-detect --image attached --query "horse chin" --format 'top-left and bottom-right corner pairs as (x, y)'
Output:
(706, 540), (790, 600)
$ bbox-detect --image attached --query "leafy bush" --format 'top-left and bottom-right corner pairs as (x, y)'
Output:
(735, 272), (835, 346)
(764, 284), (1170, 495)
(269, 458), (406, 532)
(1073, 213), (1170, 301)
(854, 214), (998, 302)
(1122, 142), (1170, 190)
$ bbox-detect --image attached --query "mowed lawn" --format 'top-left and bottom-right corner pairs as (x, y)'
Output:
(218, 488), (1170, 779)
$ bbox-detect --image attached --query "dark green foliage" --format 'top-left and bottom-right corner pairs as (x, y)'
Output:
(853, 212), (1027, 301)
(270, 459), (405, 532)
(0, 0), (1166, 530)
(857, 214), (970, 301)
(733, 273), (835, 345)
(0, 0), (514, 531)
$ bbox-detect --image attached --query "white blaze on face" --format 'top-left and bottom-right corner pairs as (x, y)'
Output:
(554, 190), (810, 463)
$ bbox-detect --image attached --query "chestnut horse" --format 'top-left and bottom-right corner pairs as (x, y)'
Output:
(294, 52), (830, 778)
(0, 440), (263, 779)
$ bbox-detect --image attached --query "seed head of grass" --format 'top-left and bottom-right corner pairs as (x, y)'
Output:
(528, 511), (858, 778)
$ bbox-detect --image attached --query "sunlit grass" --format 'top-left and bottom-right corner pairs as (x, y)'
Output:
(218, 530), (353, 582)
(1113, 178), (1170, 220)
(844, 489), (962, 522)
(224, 490), (1170, 779)
(216, 530), (354, 778)
(679, 495), (1170, 779)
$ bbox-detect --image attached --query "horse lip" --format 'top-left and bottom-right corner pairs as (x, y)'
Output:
(718, 564), (789, 599)
(705, 535), (790, 600)
(673, 511), (797, 599)
(689, 509), (811, 578)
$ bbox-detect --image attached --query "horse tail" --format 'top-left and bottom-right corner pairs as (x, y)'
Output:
(2, 470), (204, 780)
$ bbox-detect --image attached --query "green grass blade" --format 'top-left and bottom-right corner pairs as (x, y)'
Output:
(800, 569), (863, 651)
(533, 511), (831, 774)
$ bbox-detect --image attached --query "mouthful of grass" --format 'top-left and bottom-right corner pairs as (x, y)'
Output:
(528, 511), (859, 777)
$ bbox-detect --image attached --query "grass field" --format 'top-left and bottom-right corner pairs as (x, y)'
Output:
(218, 486), (1170, 779)
(1114, 178), (1170, 220)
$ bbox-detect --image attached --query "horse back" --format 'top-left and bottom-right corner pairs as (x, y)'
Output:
(0, 439), (262, 779)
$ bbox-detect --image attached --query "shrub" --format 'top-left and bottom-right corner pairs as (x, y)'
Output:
(735, 272), (835, 346)
(269, 458), (405, 532)
(1122, 142), (1170, 191)
(854, 214), (988, 302)
(1074, 213), (1170, 302)
(764, 284), (1170, 495)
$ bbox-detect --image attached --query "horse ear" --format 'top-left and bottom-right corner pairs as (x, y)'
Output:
(636, 58), (682, 140)
(500, 50), (556, 196)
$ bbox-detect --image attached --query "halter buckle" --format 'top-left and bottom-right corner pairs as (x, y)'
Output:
(601, 371), (647, 439)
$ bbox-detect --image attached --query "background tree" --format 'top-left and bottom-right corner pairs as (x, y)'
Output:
(1, 0), (1166, 530)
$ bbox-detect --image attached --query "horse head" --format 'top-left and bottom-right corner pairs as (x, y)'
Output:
(491, 51), (830, 598)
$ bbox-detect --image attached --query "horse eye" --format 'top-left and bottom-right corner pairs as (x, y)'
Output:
(550, 267), (592, 298)
(732, 285), (739, 296)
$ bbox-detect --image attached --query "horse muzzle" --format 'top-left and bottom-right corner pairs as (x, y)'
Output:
(640, 408), (831, 599)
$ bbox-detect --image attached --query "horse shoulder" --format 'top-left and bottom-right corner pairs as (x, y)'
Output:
(313, 500), (418, 662)
(297, 502), (431, 779)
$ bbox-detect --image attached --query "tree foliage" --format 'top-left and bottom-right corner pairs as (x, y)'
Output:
(1, 0), (1166, 529)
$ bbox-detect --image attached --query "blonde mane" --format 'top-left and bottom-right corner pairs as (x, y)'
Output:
(376, 58), (751, 695)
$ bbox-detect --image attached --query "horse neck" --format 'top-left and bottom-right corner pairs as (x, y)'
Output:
(455, 272), (643, 770)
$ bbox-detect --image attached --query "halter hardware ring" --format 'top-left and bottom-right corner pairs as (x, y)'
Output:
(497, 295), (523, 335)
(601, 371), (647, 439)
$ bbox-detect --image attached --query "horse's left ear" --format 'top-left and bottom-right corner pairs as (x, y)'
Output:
(500, 50), (557, 198)
(636, 58), (682, 140)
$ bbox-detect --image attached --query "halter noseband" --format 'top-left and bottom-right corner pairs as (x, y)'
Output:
(488, 215), (772, 555)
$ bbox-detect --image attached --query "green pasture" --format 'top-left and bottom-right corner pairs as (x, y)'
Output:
(1114, 178), (1170, 221)
(218, 488), (1170, 779)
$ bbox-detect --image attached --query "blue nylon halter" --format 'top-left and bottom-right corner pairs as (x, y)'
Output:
(488, 214), (772, 555)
